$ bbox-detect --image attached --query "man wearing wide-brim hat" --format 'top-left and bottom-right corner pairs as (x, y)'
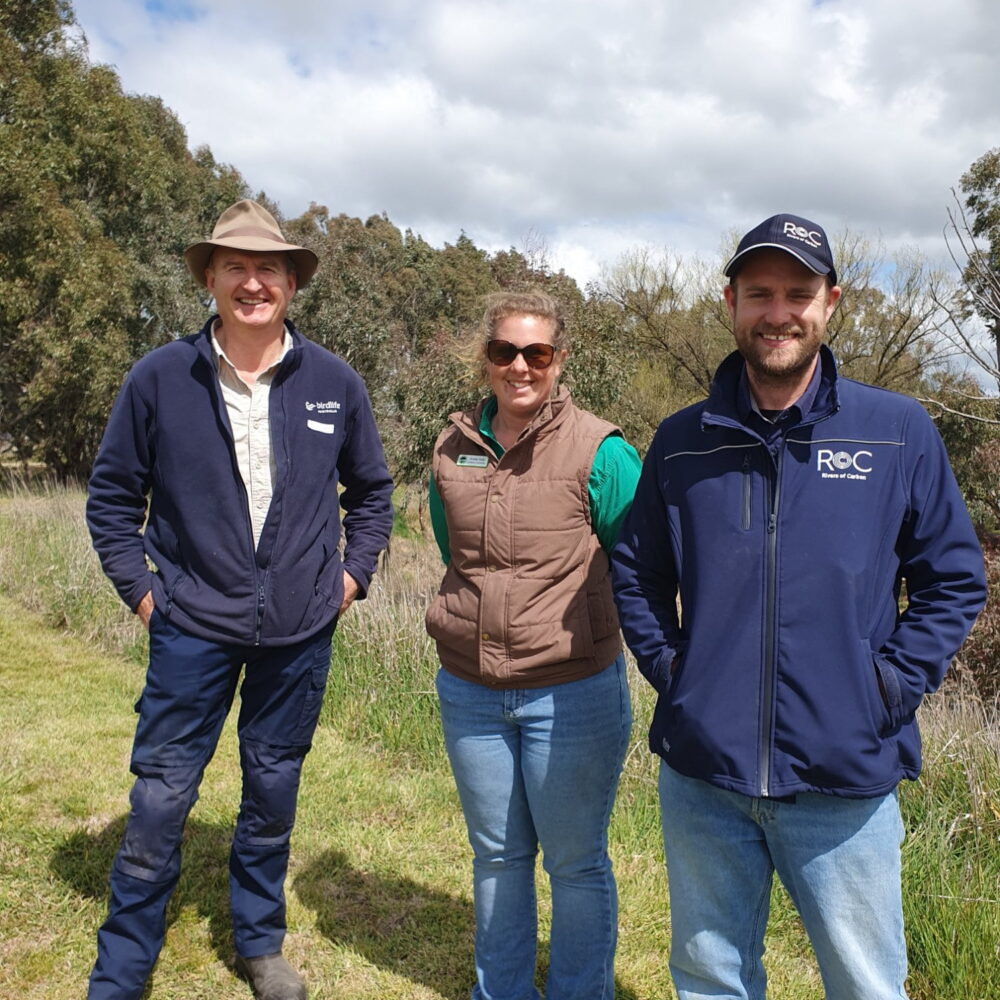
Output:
(85, 200), (394, 1000)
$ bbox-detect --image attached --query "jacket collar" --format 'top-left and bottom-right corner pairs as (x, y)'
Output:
(703, 345), (840, 431)
(192, 316), (305, 377)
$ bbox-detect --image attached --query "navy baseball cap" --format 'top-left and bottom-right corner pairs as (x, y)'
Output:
(723, 214), (837, 286)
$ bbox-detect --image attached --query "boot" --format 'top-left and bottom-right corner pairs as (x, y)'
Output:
(235, 952), (306, 1000)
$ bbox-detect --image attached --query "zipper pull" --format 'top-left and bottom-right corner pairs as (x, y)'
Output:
(255, 583), (265, 645)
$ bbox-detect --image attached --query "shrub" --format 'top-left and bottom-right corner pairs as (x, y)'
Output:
(952, 536), (1000, 701)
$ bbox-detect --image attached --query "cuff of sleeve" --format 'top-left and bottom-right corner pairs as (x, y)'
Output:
(123, 573), (155, 614)
(641, 647), (674, 695)
(342, 563), (372, 601)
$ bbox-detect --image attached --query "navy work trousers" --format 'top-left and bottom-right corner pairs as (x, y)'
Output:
(87, 608), (335, 1000)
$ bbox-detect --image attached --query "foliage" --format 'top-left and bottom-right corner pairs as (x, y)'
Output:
(600, 247), (731, 407)
(5, 0), (1000, 519)
(933, 158), (1000, 396)
(899, 692), (1000, 1000)
(928, 373), (1000, 532)
(0, 0), (248, 478)
(286, 206), (636, 482)
(910, 152), (1000, 508)
(825, 235), (950, 393)
(960, 148), (1000, 315)
(1, 0), (634, 487)
(0, 474), (146, 658)
(952, 536), (1000, 701)
(563, 293), (643, 445)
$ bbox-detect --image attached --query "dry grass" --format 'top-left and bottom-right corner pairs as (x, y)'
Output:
(1, 484), (997, 997)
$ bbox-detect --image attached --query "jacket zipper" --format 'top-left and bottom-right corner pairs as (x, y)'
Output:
(703, 393), (835, 799)
(234, 450), (263, 645)
(217, 377), (264, 646)
(760, 444), (784, 797)
(255, 581), (265, 646)
(194, 327), (299, 646)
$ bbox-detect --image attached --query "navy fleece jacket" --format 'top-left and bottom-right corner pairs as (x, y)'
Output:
(87, 318), (394, 646)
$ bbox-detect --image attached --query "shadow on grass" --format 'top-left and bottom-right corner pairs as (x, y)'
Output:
(51, 825), (638, 1000)
(294, 849), (639, 1000)
(295, 848), (474, 999)
(50, 815), (236, 980)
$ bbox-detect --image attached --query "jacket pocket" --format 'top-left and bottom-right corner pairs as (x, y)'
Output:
(162, 569), (188, 616)
(586, 588), (619, 641)
(661, 653), (684, 701)
(649, 642), (686, 696)
(872, 652), (904, 731)
(741, 454), (752, 530)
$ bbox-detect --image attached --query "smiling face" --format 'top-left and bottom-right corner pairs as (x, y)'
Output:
(206, 248), (296, 336)
(488, 313), (565, 425)
(724, 249), (841, 406)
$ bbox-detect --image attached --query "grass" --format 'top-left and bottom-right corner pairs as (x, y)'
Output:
(1, 483), (998, 998)
(0, 590), (475, 999)
(900, 692), (1000, 999)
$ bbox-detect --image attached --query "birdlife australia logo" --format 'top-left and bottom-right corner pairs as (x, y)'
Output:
(305, 400), (341, 436)
(817, 449), (873, 481)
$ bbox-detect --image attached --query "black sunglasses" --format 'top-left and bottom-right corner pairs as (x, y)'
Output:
(486, 340), (557, 370)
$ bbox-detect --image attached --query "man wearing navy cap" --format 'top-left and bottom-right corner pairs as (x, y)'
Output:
(612, 214), (985, 998)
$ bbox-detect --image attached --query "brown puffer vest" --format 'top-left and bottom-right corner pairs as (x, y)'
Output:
(426, 388), (623, 688)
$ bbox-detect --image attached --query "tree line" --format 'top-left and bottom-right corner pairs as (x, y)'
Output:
(3, 0), (1000, 529)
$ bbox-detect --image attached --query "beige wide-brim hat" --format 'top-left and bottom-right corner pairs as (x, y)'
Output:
(184, 199), (319, 288)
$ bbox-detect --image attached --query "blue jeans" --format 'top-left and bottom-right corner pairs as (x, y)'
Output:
(659, 762), (909, 1000)
(436, 656), (632, 1000)
(87, 609), (334, 1000)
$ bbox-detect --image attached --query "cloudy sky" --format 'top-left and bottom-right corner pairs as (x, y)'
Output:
(71, 0), (1000, 286)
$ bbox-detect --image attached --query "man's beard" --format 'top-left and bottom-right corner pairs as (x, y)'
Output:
(741, 327), (820, 387)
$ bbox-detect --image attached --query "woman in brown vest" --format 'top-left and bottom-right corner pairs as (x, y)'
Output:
(426, 291), (641, 1000)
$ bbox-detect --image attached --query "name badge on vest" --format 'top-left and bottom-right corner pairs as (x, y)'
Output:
(457, 454), (489, 468)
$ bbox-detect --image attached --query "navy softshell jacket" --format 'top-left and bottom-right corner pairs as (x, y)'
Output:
(612, 347), (986, 799)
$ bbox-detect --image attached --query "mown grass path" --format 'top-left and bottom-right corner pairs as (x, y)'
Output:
(0, 592), (833, 1000)
(0, 594), (483, 999)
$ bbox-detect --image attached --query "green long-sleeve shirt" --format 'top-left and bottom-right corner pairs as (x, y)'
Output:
(429, 398), (641, 564)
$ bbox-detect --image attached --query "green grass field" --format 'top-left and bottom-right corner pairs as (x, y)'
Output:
(0, 487), (997, 998)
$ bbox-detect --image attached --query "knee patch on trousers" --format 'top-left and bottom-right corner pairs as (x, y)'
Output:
(236, 741), (308, 845)
(115, 766), (202, 882)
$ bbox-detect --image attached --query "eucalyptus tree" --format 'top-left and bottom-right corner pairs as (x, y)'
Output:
(1, 0), (247, 478)
(931, 149), (1000, 398)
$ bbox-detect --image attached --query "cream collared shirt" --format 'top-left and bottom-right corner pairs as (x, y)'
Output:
(211, 322), (292, 548)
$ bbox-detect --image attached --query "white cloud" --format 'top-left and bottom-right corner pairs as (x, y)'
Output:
(72, 0), (1000, 285)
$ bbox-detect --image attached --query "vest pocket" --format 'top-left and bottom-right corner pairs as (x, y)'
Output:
(506, 611), (596, 667)
(424, 592), (450, 641)
(586, 588), (619, 640)
(425, 588), (482, 667)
